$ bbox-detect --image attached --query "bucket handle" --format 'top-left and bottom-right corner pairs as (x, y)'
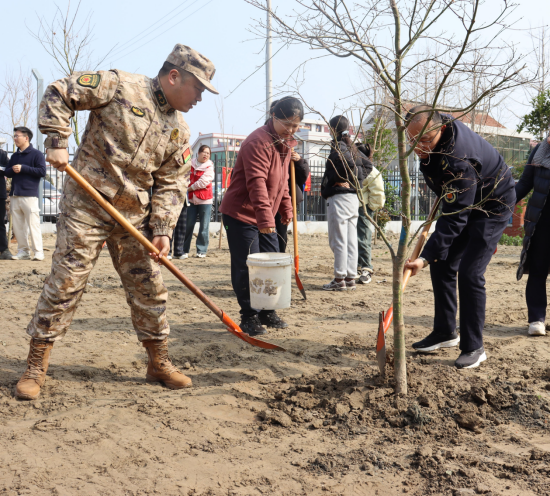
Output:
(247, 229), (290, 255)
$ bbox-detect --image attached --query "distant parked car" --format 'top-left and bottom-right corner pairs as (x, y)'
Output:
(42, 181), (61, 222)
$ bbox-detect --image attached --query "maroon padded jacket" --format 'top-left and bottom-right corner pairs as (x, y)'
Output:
(220, 120), (295, 229)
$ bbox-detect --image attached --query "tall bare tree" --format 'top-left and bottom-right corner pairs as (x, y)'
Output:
(28, 0), (115, 146)
(0, 67), (36, 148)
(247, 0), (526, 394)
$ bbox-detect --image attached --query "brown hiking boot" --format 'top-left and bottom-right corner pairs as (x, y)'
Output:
(142, 339), (192, 389)
(15, 339), (54, 400)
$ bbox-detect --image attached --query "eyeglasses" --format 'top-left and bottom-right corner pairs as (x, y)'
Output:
(13, 134), (25, 139)
(407, 131), (440, 146)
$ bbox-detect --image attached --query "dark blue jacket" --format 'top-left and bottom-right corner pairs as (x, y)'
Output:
(5, 144), (46, 197)
(420, 116), (516, 263)
(0, 149), (8, 199)
(515, 144), (550, 279)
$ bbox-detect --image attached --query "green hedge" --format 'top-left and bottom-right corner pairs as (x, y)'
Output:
(498, 233), (523, 246)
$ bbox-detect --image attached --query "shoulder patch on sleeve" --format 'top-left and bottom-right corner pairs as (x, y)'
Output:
(444, 192), (457, 203)
(77, 74), (101, 88)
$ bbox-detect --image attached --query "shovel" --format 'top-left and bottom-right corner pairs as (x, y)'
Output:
(290, 161), (307, 300)
(376, 198), (440, 374)
(64, 164), (285, 352)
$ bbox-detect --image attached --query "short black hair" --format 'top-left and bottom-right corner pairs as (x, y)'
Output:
(198, 144), (211, 154)
(158, 61), (194, 82)
(405, 105), (442, 127)
(271, 97), (304, 121)
(14, 126), (33, 142)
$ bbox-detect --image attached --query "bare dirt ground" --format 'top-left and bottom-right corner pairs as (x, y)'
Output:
(1, 232), (550, 496)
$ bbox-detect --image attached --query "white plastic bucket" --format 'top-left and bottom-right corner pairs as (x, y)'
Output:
(246, 252), (292, 310)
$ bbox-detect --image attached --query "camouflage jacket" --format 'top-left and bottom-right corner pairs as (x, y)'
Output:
(39, 70), (191, 237)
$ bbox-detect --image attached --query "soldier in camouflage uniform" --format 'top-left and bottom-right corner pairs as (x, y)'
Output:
(15, 44), (218, 400)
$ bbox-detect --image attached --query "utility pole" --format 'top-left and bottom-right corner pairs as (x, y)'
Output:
(32, 69), (44, 224)
(266, 0), (273, 119)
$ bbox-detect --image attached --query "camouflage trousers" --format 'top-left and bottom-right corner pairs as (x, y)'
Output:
(27, 180), (170, 342)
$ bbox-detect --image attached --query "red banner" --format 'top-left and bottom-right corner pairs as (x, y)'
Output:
(304, 173), (311, 192)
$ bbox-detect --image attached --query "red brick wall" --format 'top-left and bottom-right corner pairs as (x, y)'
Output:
(504, 200), (525, 237)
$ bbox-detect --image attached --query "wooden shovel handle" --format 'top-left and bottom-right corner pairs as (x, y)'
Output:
(290, 161), (299, 268)
(64, 165), (224, 319)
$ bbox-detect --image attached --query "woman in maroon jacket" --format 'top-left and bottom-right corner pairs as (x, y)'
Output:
(220, 97), (303, 336)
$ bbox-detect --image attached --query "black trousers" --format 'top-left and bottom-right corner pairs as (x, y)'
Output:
(169, 204), (187, 257)
(275, 212), (288, 253)
(0, 199), (8, 253)
(223, 214), (279, 319)
(429, 209), (510, 352)
(525, 207), (550, 323)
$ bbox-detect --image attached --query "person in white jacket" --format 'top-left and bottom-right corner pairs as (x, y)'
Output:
(356, 143), (385, 284)
(182, 145), (214, 258)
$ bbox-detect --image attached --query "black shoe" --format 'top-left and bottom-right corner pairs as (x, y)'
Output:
(259, 311), (289, 329)
(0, 249), (15, 260)
(455, 347), (487, 369)
(412, 329), (460, 352)
(240, 315), (267, 337)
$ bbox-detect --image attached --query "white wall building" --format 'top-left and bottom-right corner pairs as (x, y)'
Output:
(190, 132), (247, 164)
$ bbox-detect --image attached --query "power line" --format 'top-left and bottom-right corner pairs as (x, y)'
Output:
(108, 0), (215, 65)
(108, 0), (194, 59)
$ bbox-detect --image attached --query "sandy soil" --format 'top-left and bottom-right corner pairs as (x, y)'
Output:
(1, 232), (549, 496)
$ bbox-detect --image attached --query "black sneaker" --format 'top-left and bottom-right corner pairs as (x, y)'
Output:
(455, 347), (487, 369)
(259, 310), (289, 329)
(412, 330), (460, 352)
(0, 250), (15, 260)
(240, 315), (267, 336)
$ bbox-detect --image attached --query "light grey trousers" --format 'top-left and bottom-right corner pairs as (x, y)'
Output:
(327, 193), (359, 279)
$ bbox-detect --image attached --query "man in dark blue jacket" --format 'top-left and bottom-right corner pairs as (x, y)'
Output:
(4, 127), (46, 261)
(404, 106), (516, 369)
(0, 148), (15, 260)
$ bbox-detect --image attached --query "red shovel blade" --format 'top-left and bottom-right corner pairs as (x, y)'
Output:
(376, 311), (386, 376)
(221, 312), (286, 351)
(294, 256), (306, 300)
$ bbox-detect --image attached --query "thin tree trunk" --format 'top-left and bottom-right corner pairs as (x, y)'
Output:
(390, 0), (409, 395)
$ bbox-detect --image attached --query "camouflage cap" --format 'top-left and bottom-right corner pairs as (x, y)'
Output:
(166, 44), (218, 95)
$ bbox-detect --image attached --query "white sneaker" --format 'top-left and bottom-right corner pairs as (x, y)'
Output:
(196, 253), (206, 258)
(167, 255), (173, 260)
(528, 322), (546, 336)
(33, 252), (45, 261)
(14, 251), (30, 260)
(175, 254), (188, 260)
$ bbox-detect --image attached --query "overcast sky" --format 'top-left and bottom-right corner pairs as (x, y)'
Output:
(1, 0), (549, 148)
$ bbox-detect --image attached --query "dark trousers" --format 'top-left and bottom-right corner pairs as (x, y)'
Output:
(183, 203), (212, 255)
(429, 209), (510, 352)
(169, 204), (187, 257)
(357, 204), (374, 270)
(0, 199), (8, 253)
(223, 214), (279, 319)
(275, 212), (288, 253)
(525, 208), (550, 322)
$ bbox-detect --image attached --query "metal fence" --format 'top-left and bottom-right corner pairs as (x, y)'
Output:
(210, 157), (438, 222)
(3, 150), (436, 225)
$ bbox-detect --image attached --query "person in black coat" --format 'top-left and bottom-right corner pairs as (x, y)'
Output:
(275, 150), (310, 252)
(0, 148), (15, 260)
(321, 115), (372, 291)
(515, 135), (550, 336)
(404, 105), (516, 369)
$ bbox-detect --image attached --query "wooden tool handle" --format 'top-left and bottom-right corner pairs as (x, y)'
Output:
(65, 165), (223, 319)
(401, 197), (441, 292)
(290, 161), (299, 267)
